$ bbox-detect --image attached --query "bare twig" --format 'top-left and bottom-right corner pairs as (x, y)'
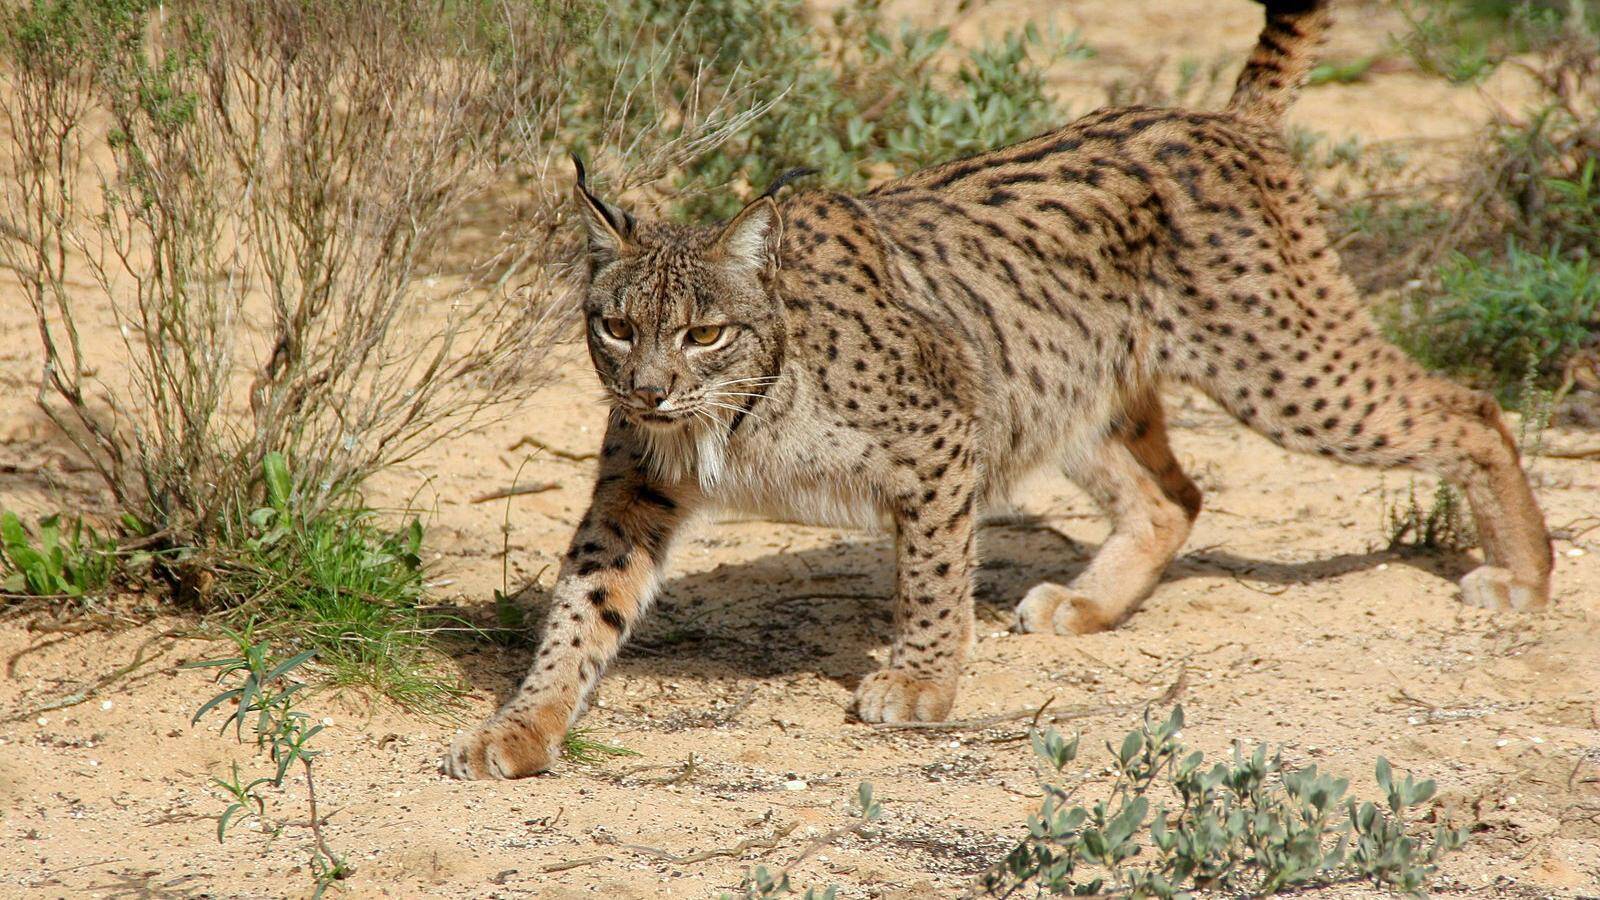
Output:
(471, 482), (559, 503)
(870, 700), (1137, 733)
(560, 821), (800, 871)
(788, 819), (872, 868)
(301, 757), (346, 878)
(507, 435), (598, 462)
(873, 669), (1187, 735)
(540, 854), (609, 873)
(1541, 446), (1600, 459)
(5, 630), (184, 722)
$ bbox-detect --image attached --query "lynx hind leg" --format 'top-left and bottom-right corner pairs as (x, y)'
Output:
(1185, 319), (1551, 610)
(1017, 391), (1201, 635)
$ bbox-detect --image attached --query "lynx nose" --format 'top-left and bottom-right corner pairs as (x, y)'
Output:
(631, 385), (668, 408)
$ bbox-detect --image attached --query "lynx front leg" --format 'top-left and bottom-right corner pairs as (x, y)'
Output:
(446, 436), (692, 780)
(854, 479), (977, 724)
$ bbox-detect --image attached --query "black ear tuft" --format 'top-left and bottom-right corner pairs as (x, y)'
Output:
(570, 151), (635, 264)
(570, 150), (632, 239)
(759, 167), (820, 201)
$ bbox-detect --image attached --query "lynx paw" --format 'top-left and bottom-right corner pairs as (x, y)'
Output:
(443, 715), (557, 780)
(1459, 565), (1547, 612)
(1014, 582), (1112, 635)
(854, 669), (956, 723)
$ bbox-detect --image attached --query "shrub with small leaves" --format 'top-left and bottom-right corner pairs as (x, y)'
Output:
(568, 0), (1090, 220)
(980, 707), (1468, 898)
(1384, 480), (1475, 553)
(1386, 244), (1600, 398)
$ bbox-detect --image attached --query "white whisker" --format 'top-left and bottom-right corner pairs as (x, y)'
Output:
(702, 400), (767, 423)
(707, 376), (783, 388)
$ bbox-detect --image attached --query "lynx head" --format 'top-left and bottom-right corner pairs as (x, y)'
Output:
(572, 158), (809, 487)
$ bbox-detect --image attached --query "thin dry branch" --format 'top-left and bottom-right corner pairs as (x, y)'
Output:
(471, 482), (560, 504)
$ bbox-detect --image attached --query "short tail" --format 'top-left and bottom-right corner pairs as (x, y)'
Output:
(1228, 0), (1332, 122)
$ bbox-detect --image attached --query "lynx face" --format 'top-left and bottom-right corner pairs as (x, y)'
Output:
(576, 177), (786, 486)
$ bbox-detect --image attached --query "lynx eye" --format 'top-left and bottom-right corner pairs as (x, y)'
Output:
(685, 324), (725, 347)
(599, 316), (633, 341)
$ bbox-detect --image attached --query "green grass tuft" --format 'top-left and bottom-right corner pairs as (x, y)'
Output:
(561, 725), (641, 764)
(215, 453), (463, 714)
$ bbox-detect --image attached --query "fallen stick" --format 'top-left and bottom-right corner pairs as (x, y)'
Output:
(1542, 446), (1600, 459)
(471, 482), (559, 503)
(507, 435), (598, 462)
(540, 854), (610, 873)
(544, 822), (800, 873)
(5, 630), (183, 723)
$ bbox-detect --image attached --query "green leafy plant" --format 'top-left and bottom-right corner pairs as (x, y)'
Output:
(0, 511), (117, 598)
(981, 707), (1468, 897)
(1394, 0), (1579, 83)
(1385, 245), (1599, 396)
(185, 627), (349, 896)
(1307, 55), (1378, 86)
(217, 453), (459, 711)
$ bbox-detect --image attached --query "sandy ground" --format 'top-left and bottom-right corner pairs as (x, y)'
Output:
(2, 1), (1599, 897)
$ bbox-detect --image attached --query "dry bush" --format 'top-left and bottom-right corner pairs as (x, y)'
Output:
(1376, 18), (1600, 284)
(0, 0), (759, 580)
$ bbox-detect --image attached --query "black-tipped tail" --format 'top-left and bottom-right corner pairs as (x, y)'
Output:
(1228, 0), (1332, 122)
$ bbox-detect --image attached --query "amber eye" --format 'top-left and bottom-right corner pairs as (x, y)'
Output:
(599, 317), (633, 341)
(685, 324), (724, 346)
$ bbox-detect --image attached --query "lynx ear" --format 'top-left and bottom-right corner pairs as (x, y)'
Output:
(712, 166), (813, 275)
(713, 196), (780, 276)
(570, 153), (634, 267)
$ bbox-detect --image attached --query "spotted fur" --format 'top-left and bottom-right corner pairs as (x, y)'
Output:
(446, 0), (1552, 779)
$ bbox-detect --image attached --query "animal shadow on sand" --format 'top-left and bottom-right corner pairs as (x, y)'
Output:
(444, 516), (1477, 709)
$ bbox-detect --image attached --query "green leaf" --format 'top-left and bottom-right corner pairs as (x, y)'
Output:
(191, 687), (243, 725)
(263, 451), (292, 511)
(0, 511), (27, 552)
(217, 802), (244, 842)
(263, 648), (316, 685)
(1119, 729), (1143, 765)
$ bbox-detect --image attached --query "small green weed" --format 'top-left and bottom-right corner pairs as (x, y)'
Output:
(980, 707), (1468, 897)
(0, 511), (117, 599)
(1395, 0), (1578, 83)
(1384, 480), (1475, 553)
(1307, 55), (1378, 85)
(185, 627), (349, 896)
